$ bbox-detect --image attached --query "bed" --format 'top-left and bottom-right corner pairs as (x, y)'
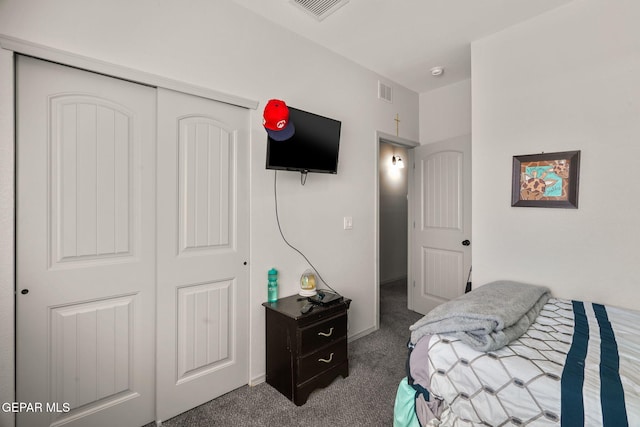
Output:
(394, 281), (640, 426)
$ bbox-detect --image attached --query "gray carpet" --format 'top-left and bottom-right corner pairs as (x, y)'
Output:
(150, 280), (423, 426)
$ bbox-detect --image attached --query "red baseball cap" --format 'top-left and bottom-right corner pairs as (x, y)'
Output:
(263, 99), (295, 141)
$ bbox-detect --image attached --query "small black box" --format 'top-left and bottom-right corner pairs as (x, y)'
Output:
(307, 291), (343, 306)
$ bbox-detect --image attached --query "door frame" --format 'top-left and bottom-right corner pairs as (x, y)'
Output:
(374, 131), (419, 330)
(0, 35), (257, 427)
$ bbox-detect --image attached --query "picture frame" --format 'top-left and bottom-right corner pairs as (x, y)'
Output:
(511, 150), (580, 208)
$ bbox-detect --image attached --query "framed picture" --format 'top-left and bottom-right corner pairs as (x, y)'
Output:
(511, 150), (580, 208)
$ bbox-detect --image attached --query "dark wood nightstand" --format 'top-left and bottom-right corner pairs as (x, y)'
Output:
(262, 294), (351, 406)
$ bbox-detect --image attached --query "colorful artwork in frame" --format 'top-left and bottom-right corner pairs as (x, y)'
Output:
(511, 150), (580, 208)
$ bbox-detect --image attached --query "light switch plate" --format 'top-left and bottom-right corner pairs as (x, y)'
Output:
(343, 216), (353, 230)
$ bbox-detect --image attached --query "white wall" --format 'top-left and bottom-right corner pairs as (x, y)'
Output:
(419, 79), (471, 144)
(379, 143), (408, 284)
(472, 0), (640, 310)
(0, 0), (419, 416)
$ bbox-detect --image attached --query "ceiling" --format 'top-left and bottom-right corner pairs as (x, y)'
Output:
(232, 0), (575, 93)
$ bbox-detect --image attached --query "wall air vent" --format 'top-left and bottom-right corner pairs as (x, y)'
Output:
(291, 0), (350, 21)
(378, 81), (393, 103)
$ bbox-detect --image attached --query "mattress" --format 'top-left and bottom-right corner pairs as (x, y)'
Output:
(407, 298), (640, 426)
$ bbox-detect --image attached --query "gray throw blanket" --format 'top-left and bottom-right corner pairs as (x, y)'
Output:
(409, 280), (550, 351)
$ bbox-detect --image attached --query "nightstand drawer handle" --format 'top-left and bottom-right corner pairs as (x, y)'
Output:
(317, 327), (334, 337)
(318, 353), (334, 363)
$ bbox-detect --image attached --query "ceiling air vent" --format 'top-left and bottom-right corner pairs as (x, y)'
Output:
(291, 0), (350, 21)
(378, 81), (393, 103)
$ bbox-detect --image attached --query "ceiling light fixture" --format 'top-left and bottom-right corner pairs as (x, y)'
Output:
(430, 66), (444, 77)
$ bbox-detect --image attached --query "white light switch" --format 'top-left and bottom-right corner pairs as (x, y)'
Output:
(343, 216), (353, 230)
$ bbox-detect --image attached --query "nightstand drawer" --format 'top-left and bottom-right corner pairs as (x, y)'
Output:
(300, 314), (347, 355)
(298, 339), (347, 383)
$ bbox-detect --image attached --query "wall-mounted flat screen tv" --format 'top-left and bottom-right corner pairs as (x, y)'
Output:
(266, 107), (341, 174)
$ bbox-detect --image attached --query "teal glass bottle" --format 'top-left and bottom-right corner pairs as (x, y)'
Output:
(267, 268), (278, 303)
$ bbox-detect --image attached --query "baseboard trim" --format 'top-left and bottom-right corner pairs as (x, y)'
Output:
(249, 374), (266, 387)
(348, 325), (377, 343)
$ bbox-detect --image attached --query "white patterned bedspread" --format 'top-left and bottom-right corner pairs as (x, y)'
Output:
(409, 298), (640, 426)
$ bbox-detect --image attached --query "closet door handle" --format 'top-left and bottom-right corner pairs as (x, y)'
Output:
(318, 327), (334, 337)
(318, 353), (334, 364)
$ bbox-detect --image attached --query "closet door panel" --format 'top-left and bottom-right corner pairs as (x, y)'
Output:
(16, 55), (156, 427)
(156, 88), (250, 422)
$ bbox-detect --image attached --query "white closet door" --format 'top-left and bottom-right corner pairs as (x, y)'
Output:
(155, 88), (250, 422)
(16, 56), (156, 426)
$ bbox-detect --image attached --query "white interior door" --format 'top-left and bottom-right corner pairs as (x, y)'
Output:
(155, 88), (250, 422)
(16, 56), (156, 426)
(411, 135), (471, 314)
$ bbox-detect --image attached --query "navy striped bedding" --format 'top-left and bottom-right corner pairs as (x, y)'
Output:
(404, 298), (640, 426)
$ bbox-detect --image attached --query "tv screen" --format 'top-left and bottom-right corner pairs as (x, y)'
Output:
(266, 107), (341, 174)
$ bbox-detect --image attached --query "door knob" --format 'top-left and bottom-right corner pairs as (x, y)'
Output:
(462, 240), (470, 246)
